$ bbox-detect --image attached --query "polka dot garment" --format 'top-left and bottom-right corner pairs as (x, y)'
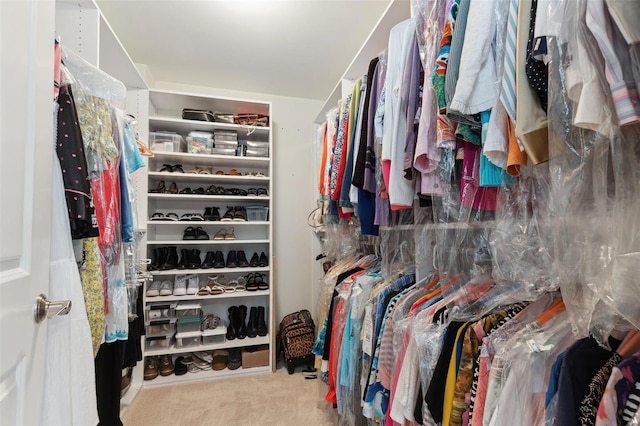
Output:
(56, 85), (100, 239)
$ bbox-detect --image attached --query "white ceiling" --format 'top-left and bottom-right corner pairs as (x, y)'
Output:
(97, 0), (391, 100)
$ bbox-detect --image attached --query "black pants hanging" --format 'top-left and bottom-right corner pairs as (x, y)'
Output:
(95, 340), (126, 426)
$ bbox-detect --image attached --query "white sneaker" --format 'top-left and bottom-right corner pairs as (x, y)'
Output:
(186, 275), (199, 295)
(147, 281), (161, 297)
(173, 275), (187, 296)
(159, 280), (173, 296)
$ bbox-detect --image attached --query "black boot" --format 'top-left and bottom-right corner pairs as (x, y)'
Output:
(203, 207), (214, 221)
(160, 246), (178, 270)
(201, 251), (215, 269)
(226, 250), (238, 268)
(188, 249), (201, 269)
(257, 306), (267, 336)
(247, 307), (258, 338)
(177, 249), (189, 270)
(149, 248), (160, 270)
(227, 306), (239, 340)
(213, 251), (225, 268)
(237, 305), (247, 339)
(236, 250), (249, 268)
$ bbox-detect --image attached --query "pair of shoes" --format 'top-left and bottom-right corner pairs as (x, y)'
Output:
(182, 353), (212, 372)
(152, 246), (179, 270)
(177, 249), (202, 269)
(187, 165), (212, 174)
(203, 207), (220, 221)
(221, 206), (246, 222)
(144, 355), (174, 379)
(159, 163), (184, 173)
(249, 252), (268, 267)
(212, 350), (228, 371)
(197, 275), (226, 295)
(180, 213), (205, 221)
(149, 181), (179, 194)
(179, 186), (205, 195)
(183, 226), (209, 240)
(225, 250), (249, 268)
(247, 188), (268, 197)
(174, 274), (198, 296)
(200, 313), (221, 331)
(146, 280), (174, 297)
(245, 273), (269, 291)
(149, 212), (179, 221)
(226, 305), (267, 340)
(245, 171), (266, 177)
(213, 227), (236, 240)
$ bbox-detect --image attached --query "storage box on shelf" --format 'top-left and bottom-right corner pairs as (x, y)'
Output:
(143, 89), (274, 384)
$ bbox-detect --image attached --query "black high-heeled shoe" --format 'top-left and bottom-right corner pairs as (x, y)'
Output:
(150, 180), (166, 193)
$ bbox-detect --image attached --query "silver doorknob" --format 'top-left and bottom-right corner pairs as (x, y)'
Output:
(34, 294), (72, 323)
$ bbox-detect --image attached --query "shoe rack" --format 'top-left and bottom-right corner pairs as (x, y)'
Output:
(142, 89), (273, 385)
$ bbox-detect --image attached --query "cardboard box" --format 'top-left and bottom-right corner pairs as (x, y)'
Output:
(242, 345), (269, 369)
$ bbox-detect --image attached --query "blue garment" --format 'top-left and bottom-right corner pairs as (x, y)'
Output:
(479, 110), (515, 187)
(547, 350), (567, 407)
(119, 154), (134, 242)
(123, 122), (144, 173)
(358, 189), (379, 236)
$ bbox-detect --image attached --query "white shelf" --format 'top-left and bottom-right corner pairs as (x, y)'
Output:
(148, 193), (270, 202)
(147, 221), (270, 226)
(151, 266), (270, 276)
(98, 14), (147, 89)
(145, 290), (270, 302)
(145, 334), (270, 356)
(143, 365), (271, 387)
(149, 116), (270, 141)
(150, 151), (269, 168)
(148, 171), (269, 184)
(147, 239), (269, 245)
(149, 89), (270, 117)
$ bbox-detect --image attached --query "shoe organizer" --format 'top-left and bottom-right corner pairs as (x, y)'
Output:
(146, 335), (172, 351)
(175, 331), (202, 349)
(146, 319), (177, 338)
(175, 303), (202, 320)
(145, 302), (176, 323)
(202, 327), (227, 345)
(176, 317), (202, 334)
(245, 206), (268, 222)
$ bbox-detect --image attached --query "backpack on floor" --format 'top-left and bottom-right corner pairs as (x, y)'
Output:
(278, 309), (316, 374)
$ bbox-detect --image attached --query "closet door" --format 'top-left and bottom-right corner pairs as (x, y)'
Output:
(0, 0), (55, 424)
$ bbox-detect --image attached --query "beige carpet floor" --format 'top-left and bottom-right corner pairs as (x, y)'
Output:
(123, 367), (338, 426)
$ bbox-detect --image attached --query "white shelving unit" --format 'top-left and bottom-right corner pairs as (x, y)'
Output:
(143, 89), (274, 385)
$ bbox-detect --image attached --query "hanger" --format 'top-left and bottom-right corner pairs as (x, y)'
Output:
(617, 330), (640, 358)
(535, 299), (566, 325)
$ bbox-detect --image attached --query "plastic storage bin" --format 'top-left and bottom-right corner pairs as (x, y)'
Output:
(145, 302), (176, 323)
(177, 317), (202, 334)
(145, 335), (172, 351)
(175, 303), (202, 320)
(211, 147), (236, 156)
(145, 319), (176, 338)
(150, 132), (185, 152)
(186, 136), (213, 154)
(245, 147), (269, 158)
(246, 206), (269, 222)
(175, 331), (201, 349)
(202, 327), (227, 345)
(214, 131), (238, 142)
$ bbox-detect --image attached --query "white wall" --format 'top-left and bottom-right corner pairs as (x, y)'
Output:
(153, 80), (322, 324)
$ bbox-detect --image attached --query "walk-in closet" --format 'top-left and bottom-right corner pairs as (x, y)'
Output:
(2, 0), (640, 425)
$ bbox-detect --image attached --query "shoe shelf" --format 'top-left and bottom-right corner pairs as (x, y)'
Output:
(151, 266), (270, 276)
(147, 289), (270, 303)
(151, 151), (269, 168)
(149, 116), (270, 140)
(144, 334), (270, 356)
(148, 171), (269, 184)
(143, 365), (271, 387)
(148, 193), (270, 202)
(144, 90), (274, 386)
(147, 239), (269, 245)
(147, 221), (270, 226)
